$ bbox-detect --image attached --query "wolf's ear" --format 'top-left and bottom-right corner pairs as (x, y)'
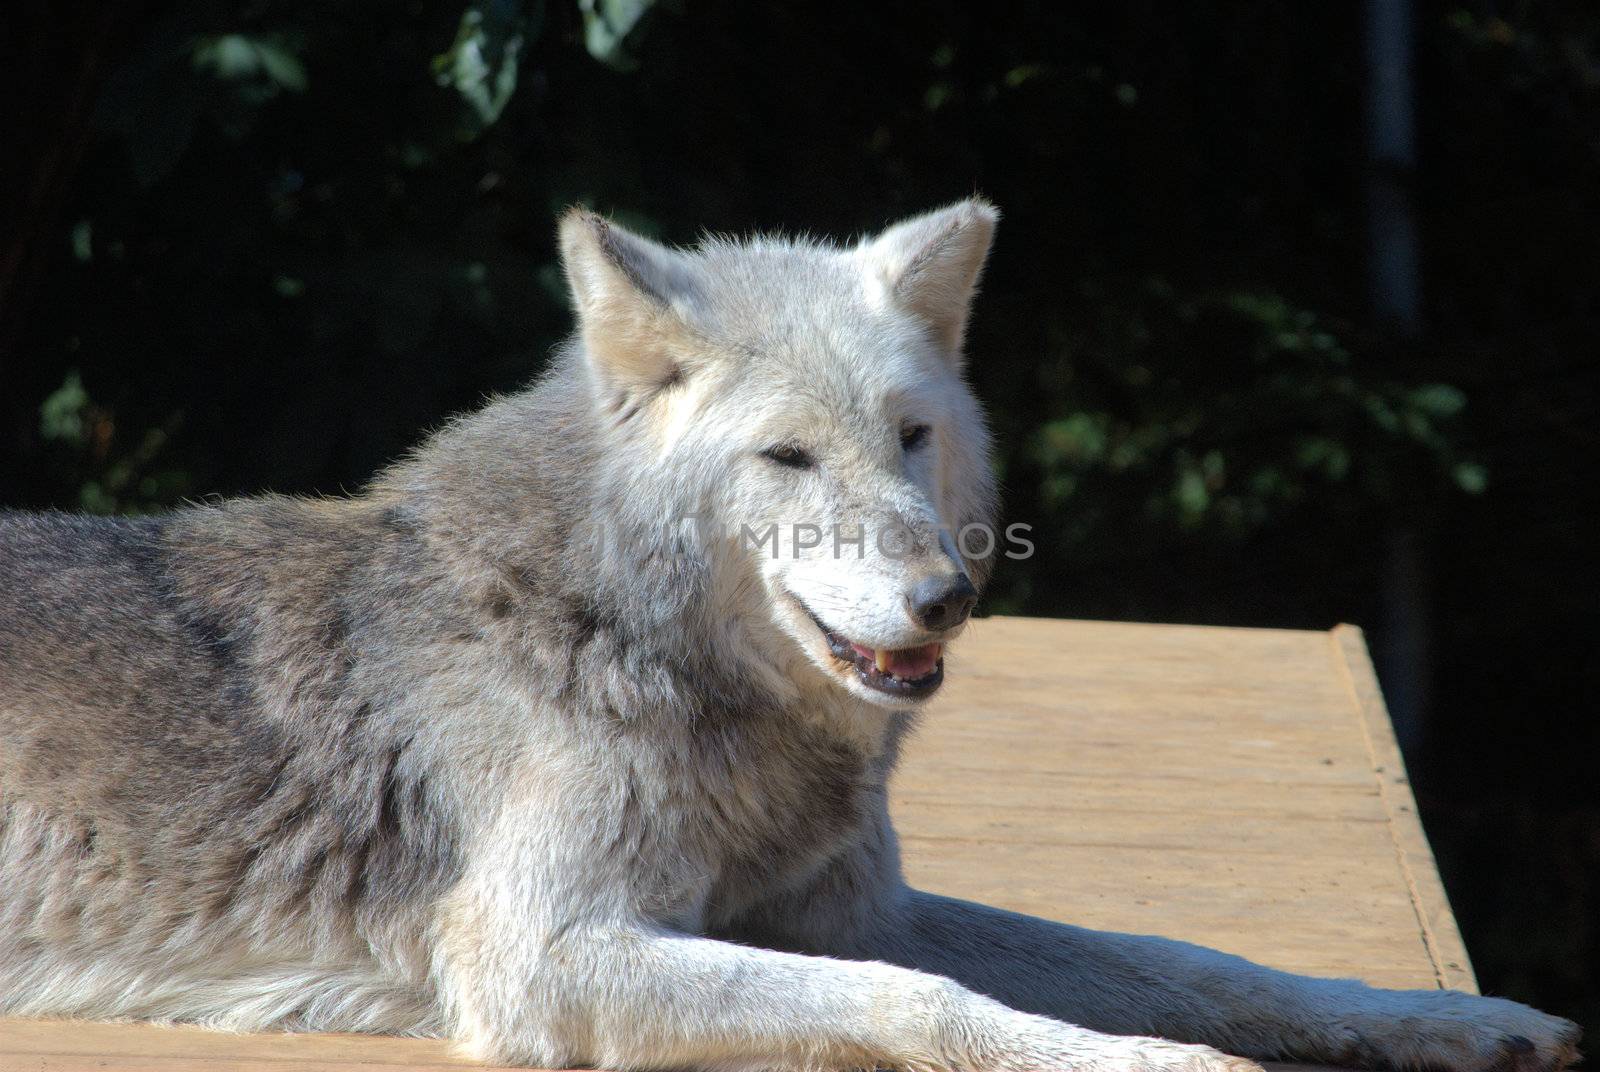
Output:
(559, 208), (696, 397)
(858, 198), (999, 361)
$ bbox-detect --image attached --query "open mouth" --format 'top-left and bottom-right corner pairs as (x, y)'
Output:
(796, 603), (945, 700)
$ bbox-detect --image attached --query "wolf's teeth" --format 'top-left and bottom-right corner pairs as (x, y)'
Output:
(875, 649), (891, 674)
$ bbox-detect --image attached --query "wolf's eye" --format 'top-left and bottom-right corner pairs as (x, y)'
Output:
(900, 424), (931, 451)
(761, 444), (814, 470)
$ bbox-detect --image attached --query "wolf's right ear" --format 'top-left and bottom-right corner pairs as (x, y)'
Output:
(858, 198), (999, 363)
(559, 208), (697, 398)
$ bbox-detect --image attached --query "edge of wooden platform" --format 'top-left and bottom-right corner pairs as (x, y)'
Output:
(1329, 623), (1477, 994)
(0, 1017), (488, 1071)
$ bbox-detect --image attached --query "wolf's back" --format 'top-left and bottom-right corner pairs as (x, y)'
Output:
(0, 509), (249, 782)
(0, 504), (458, 1027)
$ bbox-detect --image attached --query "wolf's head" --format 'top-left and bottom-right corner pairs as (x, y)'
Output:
(558, 201), (1000, 707)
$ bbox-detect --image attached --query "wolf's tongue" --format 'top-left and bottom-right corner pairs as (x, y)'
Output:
(849, 642), (943, 679)
(883, 643), (942, 679)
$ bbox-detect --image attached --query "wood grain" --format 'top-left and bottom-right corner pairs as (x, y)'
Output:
(892, 616), (1473, 994)
(0, 616), (1469, 1071)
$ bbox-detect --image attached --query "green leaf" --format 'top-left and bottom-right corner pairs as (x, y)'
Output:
(1410, 383), (1468, 418)
(40, 371), (89, 444)
(1037, 413), (1109, 466)
(273, 275), (306, 298)
(255, 42), (308, 93)
(434, 7), (526, 130)
(1453, 462), (1489, 494)
(70, 219), (93, 262)
(579, 0), (656, 71)
(1175, 466), (1209, 518)
(193, 35), (261, 81)
(193, 34), (307, 94)
(1004, 64), (1048, 88)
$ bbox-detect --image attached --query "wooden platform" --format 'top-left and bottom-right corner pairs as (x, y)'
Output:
(0, 617), (1473, 1071)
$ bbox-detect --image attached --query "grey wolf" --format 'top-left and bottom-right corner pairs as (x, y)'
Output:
(0, 201), (1581, 1072)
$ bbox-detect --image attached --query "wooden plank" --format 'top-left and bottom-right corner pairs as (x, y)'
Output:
(0, 1017), (477, 1070)
(893, 616), (1473, 994)
(0, 616), (1469, 1069)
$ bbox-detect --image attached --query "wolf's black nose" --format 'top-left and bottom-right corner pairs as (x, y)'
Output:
(908, 573), (977, 631)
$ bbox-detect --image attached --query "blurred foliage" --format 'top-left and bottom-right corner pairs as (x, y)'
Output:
(1, 0), (1596, 1034)
(433, 5), (533, 133)
(4, 1), (1486, 556)
(36, 369), (189, 513)
(578, 0), (657, 70)
(1024, 282), (1481, 541)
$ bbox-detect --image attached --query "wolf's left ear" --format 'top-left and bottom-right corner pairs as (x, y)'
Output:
(559, 208), (698, 398)
(858, 198), (999, 361)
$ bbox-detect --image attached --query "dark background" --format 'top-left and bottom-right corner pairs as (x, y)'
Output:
(2, 0), (1596, 1035)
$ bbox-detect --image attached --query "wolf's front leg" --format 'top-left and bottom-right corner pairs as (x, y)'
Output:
(858, 890), (1580, 1072)
(722, 817), (1578, 1072)
(434, 905), (1264, 1072)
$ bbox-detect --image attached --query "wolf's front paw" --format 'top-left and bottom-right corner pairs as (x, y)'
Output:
(995, 1014), (1264, 1072)
(1337, 988), (1581, 1072)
